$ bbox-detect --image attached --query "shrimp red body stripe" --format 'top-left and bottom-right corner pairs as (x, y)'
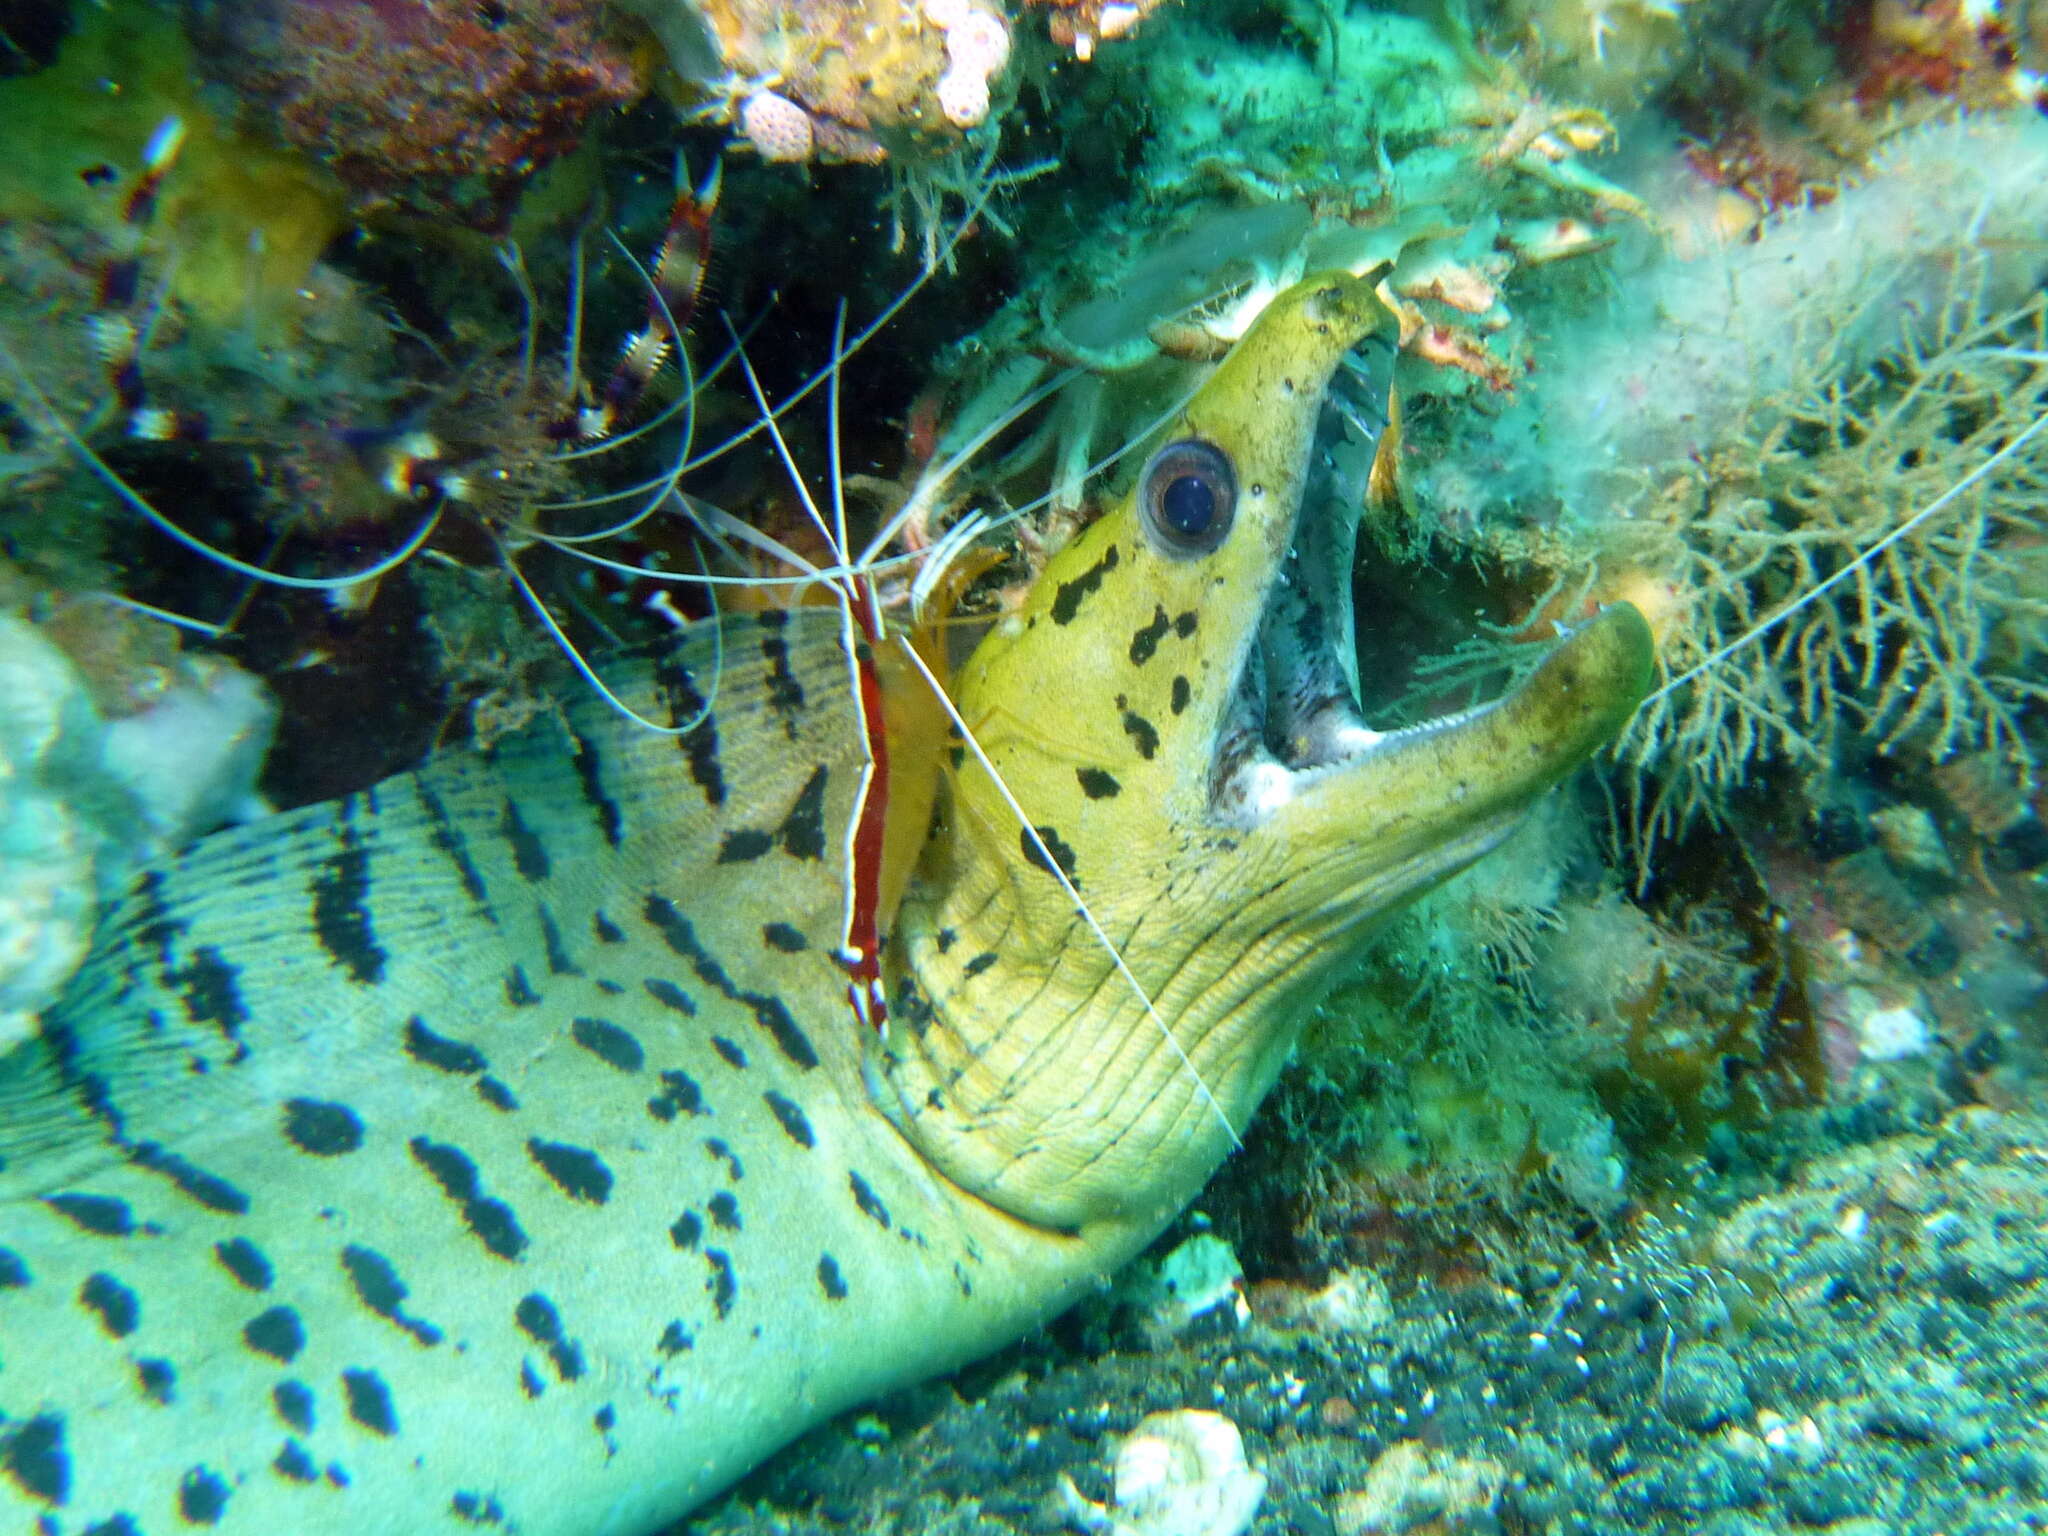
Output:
(838, 585), (894, 1034)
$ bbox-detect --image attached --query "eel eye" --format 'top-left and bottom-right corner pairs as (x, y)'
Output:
(1139, 438), (1236, 557)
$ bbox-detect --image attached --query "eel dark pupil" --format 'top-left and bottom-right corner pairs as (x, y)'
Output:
(1161, 475), (1214, 536)
(1140, 437), (1236, 556)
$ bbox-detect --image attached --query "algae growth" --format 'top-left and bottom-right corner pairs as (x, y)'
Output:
(1, 0), (2046, 1533)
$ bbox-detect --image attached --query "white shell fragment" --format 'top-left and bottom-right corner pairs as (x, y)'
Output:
(936, 69), (992, 130)
(1059, 1409), (1266, 1536)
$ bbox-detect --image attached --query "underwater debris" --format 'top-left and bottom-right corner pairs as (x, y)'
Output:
(1867, 801), (1953, 879)
(1058, 1409), (1267, 1536)
(1821, 848), (1961, 978)
(1331, 1440), (1508, 1536)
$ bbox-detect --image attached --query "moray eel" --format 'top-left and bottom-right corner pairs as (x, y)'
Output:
(0, 273), (1651, 1533)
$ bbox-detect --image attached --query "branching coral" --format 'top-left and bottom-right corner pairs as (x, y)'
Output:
(1408, 112), (2048, 849)
(1609, 275), (2048, 840)
(882, 126), (1055, 273)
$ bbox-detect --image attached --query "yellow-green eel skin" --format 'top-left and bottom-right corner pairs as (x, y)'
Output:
(0, 274), (1652, 1535)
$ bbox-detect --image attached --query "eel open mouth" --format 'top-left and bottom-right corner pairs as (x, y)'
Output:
(1210, 536), (1437, 823)
(1209, 367), (1651, 827)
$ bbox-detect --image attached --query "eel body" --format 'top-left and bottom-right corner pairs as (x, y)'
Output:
(0, 274), (1652, 1534)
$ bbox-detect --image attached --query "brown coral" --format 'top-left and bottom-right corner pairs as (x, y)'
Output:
(1611, 276), (2048, 842)
(193, 0), (647, 229)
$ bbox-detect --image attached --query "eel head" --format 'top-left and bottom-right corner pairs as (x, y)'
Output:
(873, 273), (1654, 1235)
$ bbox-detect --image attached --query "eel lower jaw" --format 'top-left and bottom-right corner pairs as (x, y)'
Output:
(1213, 699), (1489, 825)
(1211, 603), (1655, 829)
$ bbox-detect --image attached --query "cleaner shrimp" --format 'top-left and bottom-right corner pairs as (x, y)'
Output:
(0, 114), (1251, 1139)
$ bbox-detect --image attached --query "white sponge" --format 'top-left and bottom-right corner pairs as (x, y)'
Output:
(739, 89), (816, 163)
(925, 0), (1012, 129)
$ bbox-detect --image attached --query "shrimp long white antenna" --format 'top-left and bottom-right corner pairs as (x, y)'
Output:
(561, 212), (591, 399)
(696, 277), (1236, 1135)
(495, 532), (727, 737)
(538, 176), (1003, 555)
(825, 303), (856, 595)
(681, 494), (824, 578)
(908, 509), (992, 623)
(891, 368), (1213, 577)
(532, 344), (1208, 605)
(0, 334), (450, 592)
(723, 315), (846, 599)
(1637, 402), (2048, 712)
(81, 590), (231, 639)
(496, 239), (540, 389)
(540, 311), (763, 483)
(508, 229), (701, 552)
(860, 364), (1082, 567)
(670, 182), (998, 485)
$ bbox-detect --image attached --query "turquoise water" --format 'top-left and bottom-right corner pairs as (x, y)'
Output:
(1, 2), (2046, 1532)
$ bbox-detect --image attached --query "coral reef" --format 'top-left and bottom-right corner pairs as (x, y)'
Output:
(1613, 274), (2048, 836)
(187, 0), (647, 228)
(0, 602), (274, 1049)
(908, 2), (1651, 534)
(621, 0), (1017, 162)
(5, 2), (2048, 1529)
(0, 0), (346, 328)
(1491, 0), (1695, 106)
(1477, 112), (2048, 524)
(1390, 112), (2048, 865)
(1839, 0), (2048, 113)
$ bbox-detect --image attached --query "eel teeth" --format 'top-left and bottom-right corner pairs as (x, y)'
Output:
(1214, 696), (1492, 823)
